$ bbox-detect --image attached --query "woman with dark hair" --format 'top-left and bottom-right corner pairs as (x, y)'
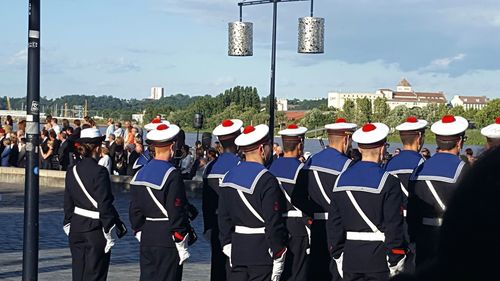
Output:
(63, 128), (127, 281)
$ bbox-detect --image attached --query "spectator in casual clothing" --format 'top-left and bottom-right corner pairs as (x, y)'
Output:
(105, 118), (115, 141)
(73, 119), (81, 138)
(1, 138), (11, 166)
(123, 120), (132, 138)
(180, 145), (194, 179)
(62, 118), (70, 131)
(5, 115), (14, 127)
(112, 136), (127, 175)
(98, 146), (112, 174)
(44, 115), (52, 131)
(41, 140), (55, 169)
(40, 129), (50, 169)
(51, 118), (61, 134)
(114, 122), (124, 138)
(464, 148), (476, 165)
(8, 134), (19, 167)
(17, 120), (26, 135)
(18, 138), (27, 168)
(58, 132), (70, 171)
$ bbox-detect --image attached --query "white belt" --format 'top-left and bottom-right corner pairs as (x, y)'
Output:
(74, 206), (100, 219)
(234, 225), (265, 234)
(314, 212), (328, 220)
(422, 217), (442, 227)
(346, 231), (385, 241)
(403, 209), (407, 217)
(146, 217), (170, 221)
(283, 210), (303, 218)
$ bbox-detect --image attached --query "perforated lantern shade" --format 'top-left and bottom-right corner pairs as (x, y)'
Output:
(298, 17), (324, 54)
(228, 22), (253, 56)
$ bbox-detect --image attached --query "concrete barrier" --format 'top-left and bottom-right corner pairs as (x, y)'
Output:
(0, 167), (202, 191)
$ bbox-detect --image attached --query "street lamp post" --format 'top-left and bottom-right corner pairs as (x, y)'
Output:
(228, 0), (324, 144)
(23, 0), (41, 280)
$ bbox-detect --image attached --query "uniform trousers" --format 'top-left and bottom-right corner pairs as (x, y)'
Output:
(69, 229), (110, 281)
(343, 272), (389, 281)
(281, 235), (309, 281)
(209, 228), (229, 281)
(415, 226), (440, 268)
(230, 265), (272, 281)
(140, 246), (182, 281)
(309, 220), (333, 281)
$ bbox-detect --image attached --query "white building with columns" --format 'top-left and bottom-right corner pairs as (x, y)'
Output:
(451, 95), (488, 110)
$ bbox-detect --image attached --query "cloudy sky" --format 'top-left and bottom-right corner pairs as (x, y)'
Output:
(1, 0), (499, 100)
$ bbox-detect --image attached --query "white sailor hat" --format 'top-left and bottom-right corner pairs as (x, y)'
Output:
(278, 124), (308, 136)
(144, 118), (170, 131)
(324, 118), (357, 135)
(396, 116), (428, 132)
(76, 128), (105, 144)
(481, 117), (500, 139)
(146, 123), (180, 145)
(235, 124), (270, 151)
(212, 119), (243, 137)
(352, 123), (389, 148)
(431, 115), (468, 137)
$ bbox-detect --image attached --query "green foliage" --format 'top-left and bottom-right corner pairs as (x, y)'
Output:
(340, 99), (356, 121)
(373, 97), (390, 122)
(287, 98), (328, 110)
(355, 97), (372, 124)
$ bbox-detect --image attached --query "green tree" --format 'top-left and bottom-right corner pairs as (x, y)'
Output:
(373, 97), (390, 122)
(384, 105), (410, 129)
(341, 99), (356, 122)
(355, 97), (372, 124)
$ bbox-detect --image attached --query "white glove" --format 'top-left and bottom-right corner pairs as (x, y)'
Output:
(334, 253), (344, 279)
(103, 225), (117, 254)
(173, 234), (190, 265)
(271, 248), (287, 281)
(135, 231), (142, 242)
(223, 243), (232, 267)
(63, 223), (71, 236)
(388, 256), (406, 277)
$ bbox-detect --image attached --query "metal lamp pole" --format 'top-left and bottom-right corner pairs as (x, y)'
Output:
(23, 0), (41, 280)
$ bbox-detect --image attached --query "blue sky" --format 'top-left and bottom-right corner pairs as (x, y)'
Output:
(1, 0), (500, 100)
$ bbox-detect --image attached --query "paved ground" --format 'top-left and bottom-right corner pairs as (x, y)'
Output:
(0, 183), (211, 281)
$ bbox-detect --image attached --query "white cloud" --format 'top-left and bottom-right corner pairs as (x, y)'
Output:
(8, 49), (27, 65)
(419, 53), (466, 72)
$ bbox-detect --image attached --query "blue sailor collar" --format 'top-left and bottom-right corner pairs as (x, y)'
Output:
(411, 153), (465, 183)
(303, 147), (351, 175)
(130, 159), (176, 190)
(132, 148), (152, 170)
(205, 152), (240, 179)
(220, 161), (268, 194)
(334, 161), (389, 194)
(268, 157), (304, 184)
(385, 150), (424, 175)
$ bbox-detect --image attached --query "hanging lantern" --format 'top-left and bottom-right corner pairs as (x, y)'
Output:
(228, 21), (253, 56)
(298, 17), (324, 54)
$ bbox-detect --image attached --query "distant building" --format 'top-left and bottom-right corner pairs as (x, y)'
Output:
(327, 79), (447, 110)
(451, 95), (488, 110)
(149, 87), (164, 100)
(132, 113), (144, 124)
(284, 111), (306, 121)
(277, 98), (288, 111)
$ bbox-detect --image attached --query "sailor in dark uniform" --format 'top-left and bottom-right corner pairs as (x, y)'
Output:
(384, 116), (427, 272)
(63, 128), (127, 281)
(203, 119), (243, 281)
(480, 117), (500, 150)
(218, 124), (288, 281)
(408, 115), (469, 268)
(329, 122), (406, 281)
(129, 123), (192, 281)
(132, 118), (170, 170)
(293, 118), (356, 281)
(268, 124), (310, 281)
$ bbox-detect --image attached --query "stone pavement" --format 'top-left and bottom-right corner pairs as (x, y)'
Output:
(0, 183), (211, 281)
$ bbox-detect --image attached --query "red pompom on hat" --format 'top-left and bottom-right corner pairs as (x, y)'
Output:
(222, 119), (234, 127)
(157, 124), (169, 130)
(442, 115), (456, 123)
(146, 123), (180, 145)
(243, 125), (256, 134)
(362, 123), (376, 132)
(496, 117), (500, 124)
(336, 118), (346, 123)
(278, 124), (308, 136)
(235, 124), (270, 150)
(406, 116), (418, 123)
(151, 118), (161, 124)
(287, 124), (298, 129)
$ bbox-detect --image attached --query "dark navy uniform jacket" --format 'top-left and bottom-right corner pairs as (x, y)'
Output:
(129, 159), (189, 247)
(202, 152), (240, 234)
(218, 161), (288, 266)
(269, 157), (309, 236)
(64, 157), (121, 233)
(407, 153), (468, 240)
(385, 150), (425, 211)
(132, 148), (151, 170)
(329, 161), (406, 273)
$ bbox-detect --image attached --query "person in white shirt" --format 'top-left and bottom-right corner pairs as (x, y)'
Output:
(51, 118), (62, 135)
(114, 122), (124, 138)
(105, 118), (115, 141)
(98, 146), (112, 174)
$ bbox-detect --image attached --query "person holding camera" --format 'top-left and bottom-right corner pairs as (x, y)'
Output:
(63, 128), (127, 281)
(129, 123), (193, 281)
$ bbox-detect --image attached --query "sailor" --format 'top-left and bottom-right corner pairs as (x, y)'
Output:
(480, 117), (500, 149)
(329, 122), (406, 281)
(293, 118), (356, 281)
(218, 124), (288, 281)
(129, 123), (192, 281)
(384, 116), (427, 272)
(407, 115), (469, 268)
(63, 128), (127, 281)
(268, 124), (310, 281)
(203, 119), (243, 281)
(132, 118), (171, 170)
